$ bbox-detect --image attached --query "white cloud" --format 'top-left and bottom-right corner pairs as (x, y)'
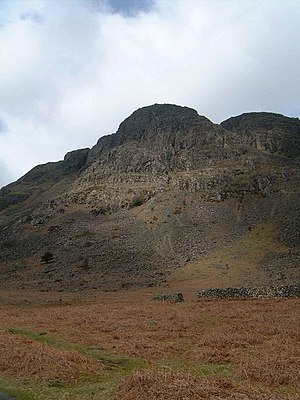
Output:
(0, 157), (13, 188)
(0, 0), (299, 188)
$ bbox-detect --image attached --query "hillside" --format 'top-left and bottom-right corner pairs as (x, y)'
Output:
(0, 104), (299, 292)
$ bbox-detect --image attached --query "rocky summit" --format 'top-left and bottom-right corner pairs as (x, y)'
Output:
(0, 104), (299, 292)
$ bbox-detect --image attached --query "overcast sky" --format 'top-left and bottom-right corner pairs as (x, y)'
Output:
(0, 0), (299, 188)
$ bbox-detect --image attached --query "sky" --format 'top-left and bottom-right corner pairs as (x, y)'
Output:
(0, 0), (299, 188)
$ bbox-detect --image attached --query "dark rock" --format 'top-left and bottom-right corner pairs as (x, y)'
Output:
(41, 252), (54, 264)
(0, 191), (29, 210)
(150, 292), (184, 302)
(221, 112), (300, 158)
(62, 148), (89, 172)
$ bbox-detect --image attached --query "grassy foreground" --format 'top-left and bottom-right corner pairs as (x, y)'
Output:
(0, 294), (299, 399)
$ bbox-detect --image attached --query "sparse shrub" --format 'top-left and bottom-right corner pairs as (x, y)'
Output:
(48, 225), (61, 233)
(173, 206), (182, 214)
(47, 378), (65, 388)
(76, 229), (95, 238)
(90, 208), (107, 216)
(81, 258), (90, 271)
(129, 196), (144, 208)
(1, 240), (16, 249)
(41, 251), (54, 264)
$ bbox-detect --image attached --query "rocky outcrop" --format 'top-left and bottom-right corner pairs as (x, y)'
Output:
(221, 112), (300, 158)
(150, 293), (184, 302)
(221, 112), (300, 134)
(0, 148), (90, 212)
(0, 191), (29, 211)
(62, 148), (89, 173)
(0, 104), (299, 291)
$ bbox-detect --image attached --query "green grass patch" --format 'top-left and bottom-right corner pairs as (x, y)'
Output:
(4, 327), (64, 348)
(227, 223), (274, 252)
(3, 327), (147, 371)
(1, 327), (148, 399)
(84, 347), (147, 371)
(0, 374), (122, 400)
(214, 222), (280, 257)
(0, 377), (35, 400)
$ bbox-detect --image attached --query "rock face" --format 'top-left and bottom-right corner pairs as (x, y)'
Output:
(221, 112), (300, 158)
(0, 104), (299, 291)
(63, 148), (89, 173)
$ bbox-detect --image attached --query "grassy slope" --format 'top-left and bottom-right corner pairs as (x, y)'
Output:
(166, 222), (288, 298)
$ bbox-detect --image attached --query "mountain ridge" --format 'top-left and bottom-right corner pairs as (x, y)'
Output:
(0, 104), (299, 293)
(3, 105), (299, 190)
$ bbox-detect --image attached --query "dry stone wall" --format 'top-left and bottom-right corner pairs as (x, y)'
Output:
(197, 285), (300, 299)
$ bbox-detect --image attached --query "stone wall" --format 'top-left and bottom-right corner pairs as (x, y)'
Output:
(197, 285), (300, 300)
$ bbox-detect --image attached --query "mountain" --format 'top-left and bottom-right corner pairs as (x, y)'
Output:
(0, 104), (299, 292)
